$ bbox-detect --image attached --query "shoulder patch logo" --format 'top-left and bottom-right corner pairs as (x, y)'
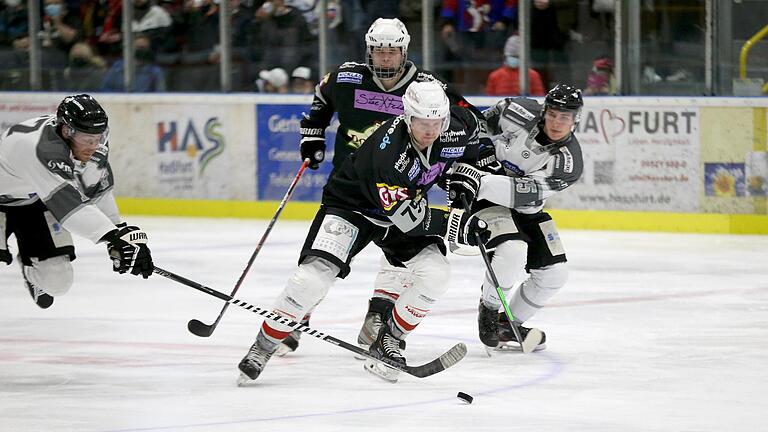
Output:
(337, 71), (363, 84)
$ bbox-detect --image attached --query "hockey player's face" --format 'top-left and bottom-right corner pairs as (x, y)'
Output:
(410, 118), (444, 150)
(68, 131), (104, 162)
(371, 47), (403, 70)
(543, 108), (575, 141)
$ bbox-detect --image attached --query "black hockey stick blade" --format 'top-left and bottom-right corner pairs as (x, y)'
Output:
(187, 317), (217, 337)
(154, 266), (467, 379)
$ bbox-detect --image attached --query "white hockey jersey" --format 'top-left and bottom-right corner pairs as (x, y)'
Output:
(0, 115), (120, 243)
(478, 97), (583, 214)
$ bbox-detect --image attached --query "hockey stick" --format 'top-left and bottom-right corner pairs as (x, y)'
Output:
(460, 194), (541, 354)
(155, 266), (467, 378)
(187, 159), (310, 337)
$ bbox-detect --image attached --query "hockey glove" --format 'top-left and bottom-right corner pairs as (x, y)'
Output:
(101, 224), (154, 279)
(445, 208), (490, 246)
(448, 162), (486, 209)
(476, 140), (504, 174)
(89, 144), (110, 168)
(300, 136), (325, 170)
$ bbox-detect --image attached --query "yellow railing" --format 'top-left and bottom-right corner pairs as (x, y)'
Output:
(739, 24), (768, 93)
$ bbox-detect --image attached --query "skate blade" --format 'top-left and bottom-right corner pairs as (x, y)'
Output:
(494, 340), (546, 353)
(363, 359), (399, 383)
(236, 372), (253, 387)
(482, 344), (495, 357)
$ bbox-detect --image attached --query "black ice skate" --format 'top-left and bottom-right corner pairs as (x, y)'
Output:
(496, 313), (546, 353)
(478, 300), (500, 352)
(364, 321), (407, 383)
(354, 298), (394, 360)
(19, 258), (53, 309)
(237, 333), (278, 386)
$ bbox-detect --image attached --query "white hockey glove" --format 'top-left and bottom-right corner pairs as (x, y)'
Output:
(448, 163), (486, 209)
(445, 208), (490, 247)
(300, 136), (325, 170)
(101, 223), (154, 279)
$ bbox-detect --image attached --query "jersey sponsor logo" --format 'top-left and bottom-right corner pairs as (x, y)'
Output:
(339, 61), (364, 69)
(348, 121), (384, 149)
(417, 161), (446, 186)
(505, 102), (537, 122)
(337, 71), (363, 84)
(394, 150), (410, 172)
(560, 147), (573, 173)
(376, 183), (410, 211)
(47, 160), (73, 176)
(439, 146), (466, 158)
(379, 117), (402, 149)
(407, 159), (421, 180)
(439, 129), (466, 143)
(502, 160), (525, 176)
(354, 89), (403, 115)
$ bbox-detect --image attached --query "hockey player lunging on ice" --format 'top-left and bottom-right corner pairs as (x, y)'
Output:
(238, 81), (491, 384)
(0, 94), (154, 309)
(280, 17), (482, 357)
(448, 84), (584, 354)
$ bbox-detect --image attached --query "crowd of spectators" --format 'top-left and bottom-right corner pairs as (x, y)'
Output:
(0, 0), (714, 95)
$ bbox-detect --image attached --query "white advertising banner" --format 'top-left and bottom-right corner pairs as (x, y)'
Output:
(109, 101), (256, 200)
(0, 100), (59, 133)
(547, 105), (701, 212)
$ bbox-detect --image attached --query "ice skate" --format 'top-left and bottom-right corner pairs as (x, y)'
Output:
(477, 300), (500, 356)
(20, 257), (53, 309)
(275, 327), (303, 357)
(364, 322), (406, 383)
(354, 298), (393, 359)
(237, 333), (278, 386)
(495, 313), (546, 353)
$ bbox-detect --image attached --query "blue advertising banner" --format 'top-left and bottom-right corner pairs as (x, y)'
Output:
(257, 104), (336, 201)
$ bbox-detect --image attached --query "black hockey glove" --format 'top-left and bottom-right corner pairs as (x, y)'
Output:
(101, 224), (154, 279)
(476, 140), (504, 174)
(300, 136), (325, 170)
(448, 163), (486, 209)
(445, 208), (490, 247)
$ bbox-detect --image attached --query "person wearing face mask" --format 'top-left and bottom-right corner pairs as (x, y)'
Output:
(100, 35), (166, 92)
(0, 94), (154, 310)
(41, 0), (81, 54)
(0, 0), (29, 48)
(63, 42), (107, 91)
(485, 35), (545, 97)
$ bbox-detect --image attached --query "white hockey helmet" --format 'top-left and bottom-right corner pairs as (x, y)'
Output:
(365, 18), (410, 79)
(402, 81), (451, 133)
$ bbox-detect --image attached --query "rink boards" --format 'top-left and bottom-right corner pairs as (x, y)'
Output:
(1, 93), (766, 234)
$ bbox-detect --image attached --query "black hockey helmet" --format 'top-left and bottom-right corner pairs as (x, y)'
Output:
(57, 94), (108, 134)
(543, 84), (583, 122)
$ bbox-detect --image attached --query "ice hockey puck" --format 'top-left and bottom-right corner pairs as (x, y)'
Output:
(456, 391), (473, 404)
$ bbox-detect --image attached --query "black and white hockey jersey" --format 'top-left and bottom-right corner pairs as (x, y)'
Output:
(322, 105), (484, 236)
(300, 61), (478, 168)
(478, 97), (583, 214)
(0, 115), (120, 242)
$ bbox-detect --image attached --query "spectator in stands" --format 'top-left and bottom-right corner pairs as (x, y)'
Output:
(62, 41), (107, 91)
(98, 0), (173, 56)
(530, 0), (578, 88)
(290, 66), (314, 94)
(486, 34), (545, 96)
(254, 0), (316, 72)
(0, 0), (28, 48)
(100, 34), (166, 92)
(440, 0), (516, 61)
(41, 0), (82, 54)
(256, 67), (288, 93)
(584, 55), (615, 95)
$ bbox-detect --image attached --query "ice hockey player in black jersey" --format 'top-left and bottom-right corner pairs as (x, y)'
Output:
(0, 94), (154, 309)
(279, 17), (481, 357)
(448, 84), (584, 354)
(238, 81), (491, 384)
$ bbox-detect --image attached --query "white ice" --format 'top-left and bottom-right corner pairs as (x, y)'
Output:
(1, 216), (767, 432)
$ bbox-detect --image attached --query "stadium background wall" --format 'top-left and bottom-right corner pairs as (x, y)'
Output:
(1, 93), (766, 234)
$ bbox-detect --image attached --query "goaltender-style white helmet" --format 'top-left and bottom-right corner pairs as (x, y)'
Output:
(402, 81), (451, 133)
(365, 18), (410, 79)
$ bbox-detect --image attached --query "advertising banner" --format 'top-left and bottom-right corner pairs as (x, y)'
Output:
(0, 101), (59, 133)
(256, 104), (337, 201)
(111, 102), (255, 200)
(547, 105), (701, 212)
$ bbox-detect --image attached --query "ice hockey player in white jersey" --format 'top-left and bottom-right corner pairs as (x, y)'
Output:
(448, 84), (584, 353)
(0, 94), (154, 309)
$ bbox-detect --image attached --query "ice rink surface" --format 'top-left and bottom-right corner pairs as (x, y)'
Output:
(1, 216), (766, 432)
